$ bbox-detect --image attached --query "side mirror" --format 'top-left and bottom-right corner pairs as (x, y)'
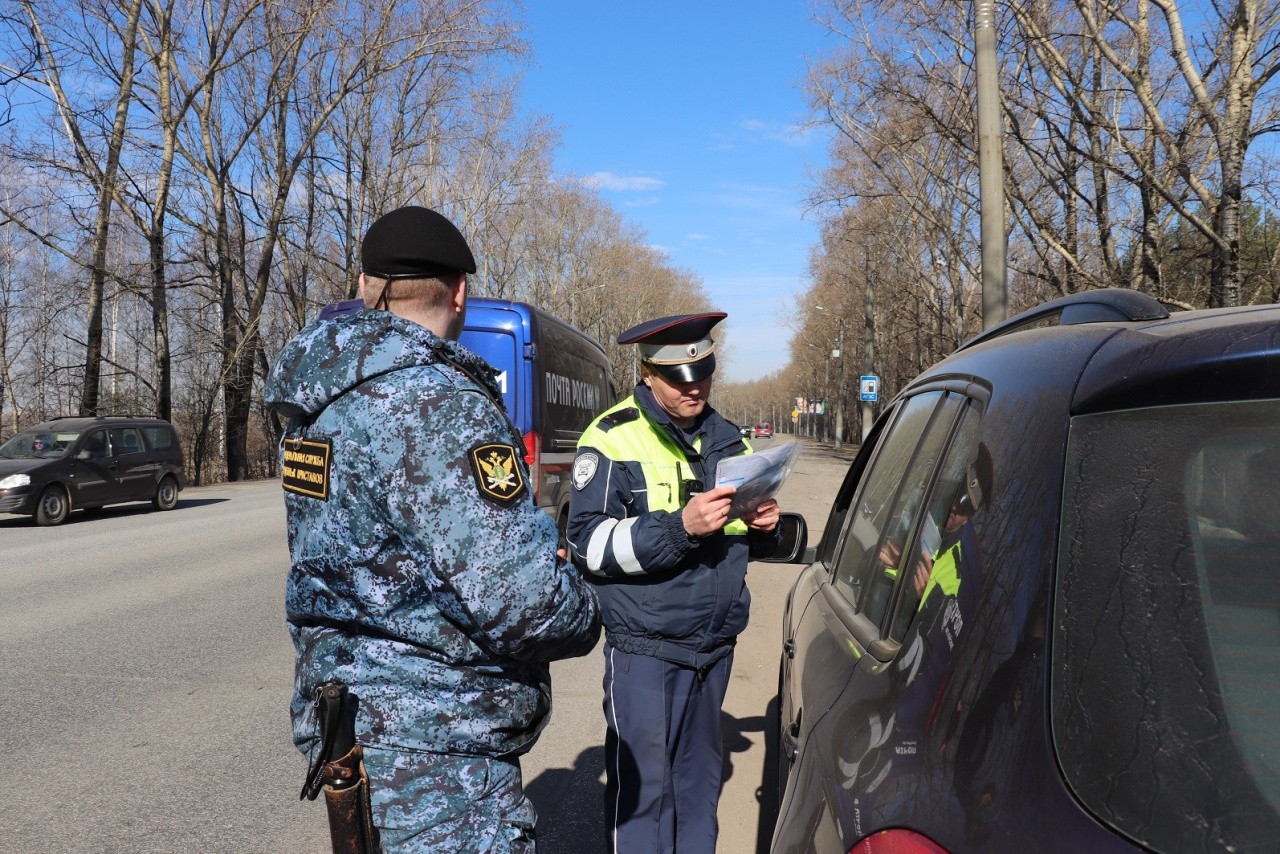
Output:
(77, 450), (91, 460)
(757, 512), (816, 564)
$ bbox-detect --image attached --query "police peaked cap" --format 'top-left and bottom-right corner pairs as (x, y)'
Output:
(361, 205), (477, 279)
(618, 312), (727, 383)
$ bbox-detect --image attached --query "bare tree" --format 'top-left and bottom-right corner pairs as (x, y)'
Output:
(11, 0), (145, 415)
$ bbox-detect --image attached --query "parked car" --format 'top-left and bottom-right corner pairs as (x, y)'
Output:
(754, 421), (774, 439)
(773, 289), (1280, 853)
(0, 416), (186, 526)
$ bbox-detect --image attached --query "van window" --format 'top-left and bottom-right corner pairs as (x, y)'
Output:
(1054, 399), (1280, 851)
(112, 428), (144, 455)
(144, 426), (175, 450)
(81, 430), (110, 459)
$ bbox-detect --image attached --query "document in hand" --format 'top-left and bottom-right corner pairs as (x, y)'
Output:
(714, 441), (803, 520)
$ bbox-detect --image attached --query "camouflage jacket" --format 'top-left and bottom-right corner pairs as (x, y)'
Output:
(265, 309), (600, 758)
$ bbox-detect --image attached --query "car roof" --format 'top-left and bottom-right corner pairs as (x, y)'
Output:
(912, 295), (1280, 416)
(31, 416), (173, 431)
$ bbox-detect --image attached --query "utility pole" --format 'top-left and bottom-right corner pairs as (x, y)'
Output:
(975, 0), (1007, 329)
(862, 248), (876, 443)
(832, 324), (846, 450)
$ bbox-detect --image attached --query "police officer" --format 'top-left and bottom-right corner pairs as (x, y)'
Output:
(566, 312), (783, 854)
(266, 205), (601, 853)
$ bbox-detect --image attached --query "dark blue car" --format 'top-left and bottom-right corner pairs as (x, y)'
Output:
(773, 289), (1280, 853)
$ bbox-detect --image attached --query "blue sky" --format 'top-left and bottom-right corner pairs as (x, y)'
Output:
(515, 1), (836, 384)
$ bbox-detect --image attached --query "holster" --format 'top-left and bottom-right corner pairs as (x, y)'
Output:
(300, 681), (381, 854)
(322, 744), (380, 854)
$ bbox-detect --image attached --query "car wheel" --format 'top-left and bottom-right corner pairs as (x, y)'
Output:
(35, 485), (69, 526)
(153, 475), (179, 511)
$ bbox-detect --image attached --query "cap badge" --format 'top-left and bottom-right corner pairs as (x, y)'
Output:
(686, 344), (699, 358)
(468, 443), (527, 506)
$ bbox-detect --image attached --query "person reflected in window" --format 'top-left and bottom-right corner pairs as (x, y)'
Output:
(892, 443), (994, 762)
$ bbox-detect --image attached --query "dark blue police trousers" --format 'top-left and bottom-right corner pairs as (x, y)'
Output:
(602, 642), (732, 854)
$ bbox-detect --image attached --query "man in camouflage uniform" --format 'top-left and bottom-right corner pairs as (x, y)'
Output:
(266, 205), (601, 852)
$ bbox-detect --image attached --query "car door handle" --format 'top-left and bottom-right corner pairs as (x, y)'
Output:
(783, 639), (795, 659)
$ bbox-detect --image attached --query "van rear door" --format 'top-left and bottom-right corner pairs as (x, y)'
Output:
(460, 306), (524, 431)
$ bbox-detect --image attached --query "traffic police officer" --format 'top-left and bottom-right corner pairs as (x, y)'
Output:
(266, 205), (601, 853)
(566, 312), (783, 854)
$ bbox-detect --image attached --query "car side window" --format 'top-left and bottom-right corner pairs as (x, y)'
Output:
(111, 428), (144, 456)
(886, 402), (983, 643)
(830, 391), (959, 627)
(144, 426), (174, 450)
(81, 429), (110, 459)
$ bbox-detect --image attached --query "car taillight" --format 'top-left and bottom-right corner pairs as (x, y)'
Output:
(849, 829), (950, 854)
(522, 431), (540, 503)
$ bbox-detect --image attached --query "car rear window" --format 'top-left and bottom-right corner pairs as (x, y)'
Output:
(1053, 399), (1280, 851)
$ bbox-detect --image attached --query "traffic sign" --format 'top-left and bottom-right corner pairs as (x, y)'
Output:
(860, 375), (879, 402)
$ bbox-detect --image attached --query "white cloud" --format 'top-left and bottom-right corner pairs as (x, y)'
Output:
(685, 233), (710, 241)
(739, 117), (824, 148)
(585, 171), (665, 192)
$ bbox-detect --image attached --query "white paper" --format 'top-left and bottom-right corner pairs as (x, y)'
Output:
(714, 441), (803, 519)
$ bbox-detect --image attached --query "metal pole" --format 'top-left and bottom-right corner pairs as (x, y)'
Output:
(862, 249), (875, 444)
(833, 327), (845, 451)
(823, 358), (830, 442)
(975, 0), (1007, 329)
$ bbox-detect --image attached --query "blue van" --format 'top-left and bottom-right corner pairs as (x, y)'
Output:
(316, 297), (615, 543)
(460, 298), (615, 543)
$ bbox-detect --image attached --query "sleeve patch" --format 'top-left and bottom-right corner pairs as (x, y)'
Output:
(468, 443), (528, 506)
(573, 452), (599, 490)
(282, 437), (332, 500)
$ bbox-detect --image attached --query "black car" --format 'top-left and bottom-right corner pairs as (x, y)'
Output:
(0, 416), (186, 525)
(773, 289), (1280, 853)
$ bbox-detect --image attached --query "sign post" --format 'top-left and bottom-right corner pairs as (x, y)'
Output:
(859, 375), (879, 443)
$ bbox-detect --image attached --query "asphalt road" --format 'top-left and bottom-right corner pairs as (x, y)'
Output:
(0, 436), (851, 853)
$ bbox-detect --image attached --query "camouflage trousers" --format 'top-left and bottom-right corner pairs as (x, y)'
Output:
(362, 746), (536, 853)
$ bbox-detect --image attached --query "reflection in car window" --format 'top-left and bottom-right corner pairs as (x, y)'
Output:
(831, 392), (957, 628)
(887, 403), (983, 643)
(1055, 399), (1280, 852)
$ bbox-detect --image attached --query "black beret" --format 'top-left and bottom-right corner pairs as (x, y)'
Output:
(361, 206), (477, 278)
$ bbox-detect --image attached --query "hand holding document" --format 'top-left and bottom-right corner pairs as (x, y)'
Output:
(714, 441), (802, 520)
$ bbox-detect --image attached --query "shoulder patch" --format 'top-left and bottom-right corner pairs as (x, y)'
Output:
(572, 452), (599, 490)
(282, 437), (332, 500)
(468, 443), (528, 506)
(597, 407), (640, 432)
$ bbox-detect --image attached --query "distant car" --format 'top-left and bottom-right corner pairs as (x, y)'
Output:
(0, 416), (185, 526)
(754, 422), (773, 439)
(773, 289), (1280, 853)
(740, 425), (753, 438)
